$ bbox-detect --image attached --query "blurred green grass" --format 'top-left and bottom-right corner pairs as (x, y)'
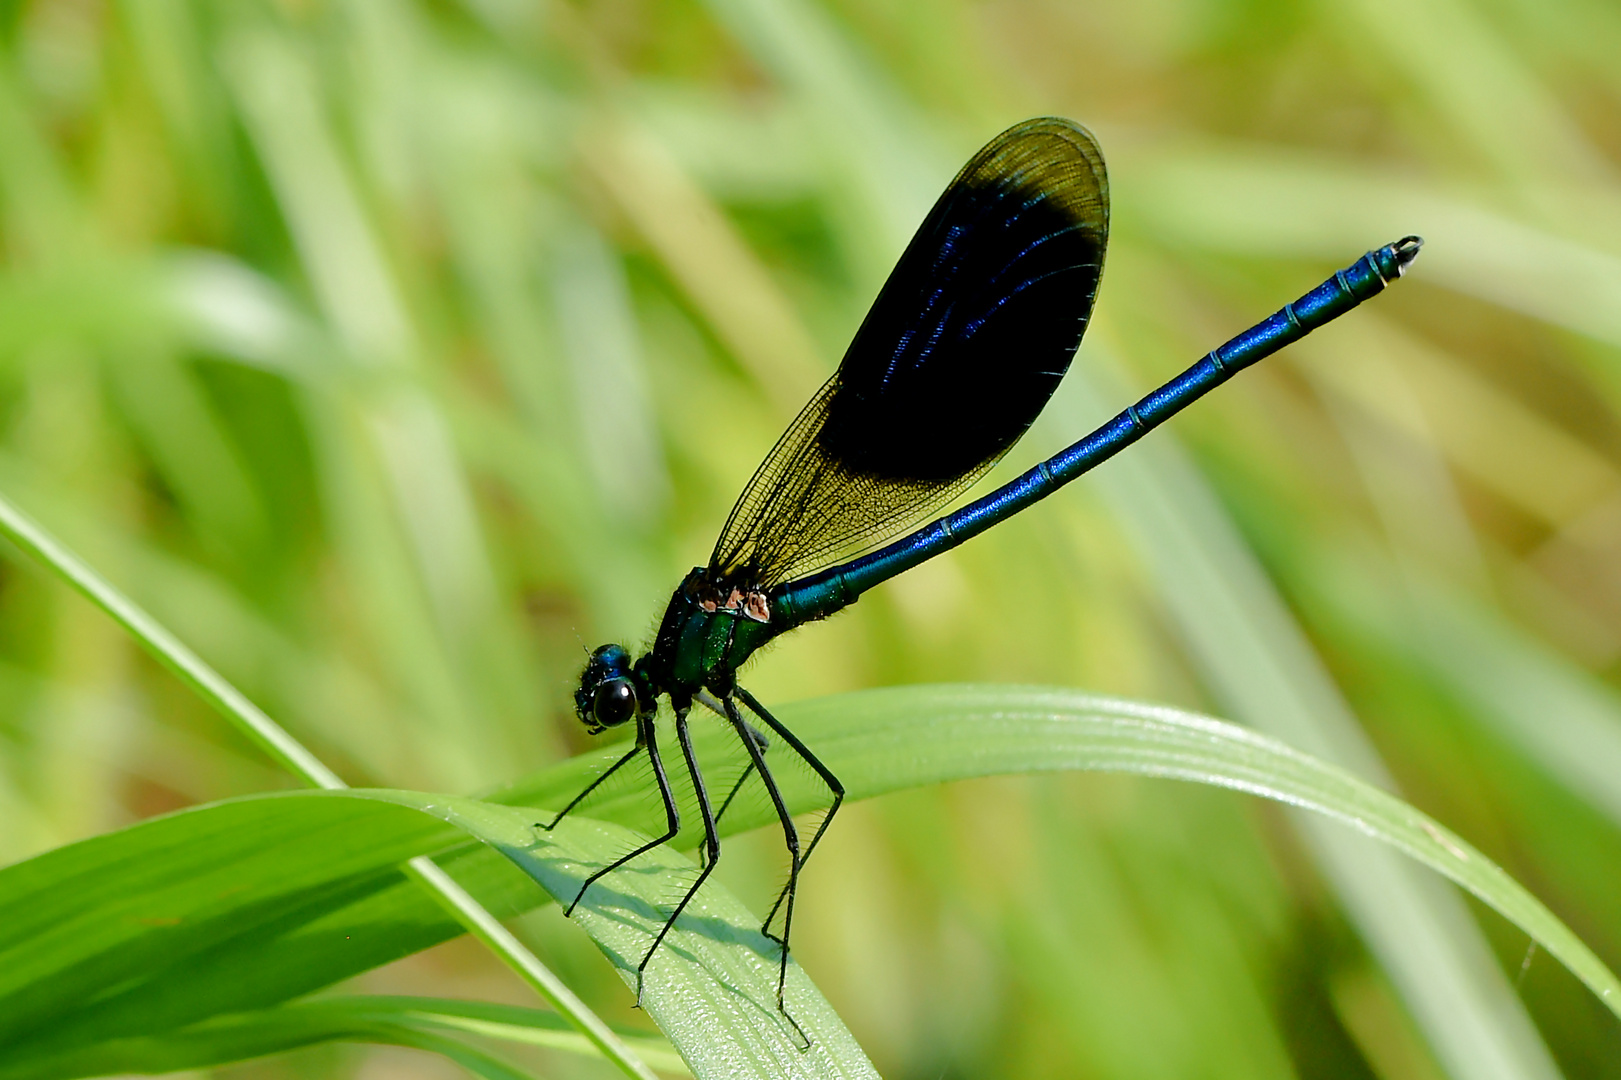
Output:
(1, 0), (1619, 1077)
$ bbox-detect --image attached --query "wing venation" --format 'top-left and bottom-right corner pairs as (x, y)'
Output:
(710, 117), (1109, 590)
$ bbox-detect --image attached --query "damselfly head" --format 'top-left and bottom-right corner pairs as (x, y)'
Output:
(575, 644), (648, 733)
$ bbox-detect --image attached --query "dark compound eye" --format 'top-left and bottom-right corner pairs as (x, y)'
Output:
(592, 678), (639, 727)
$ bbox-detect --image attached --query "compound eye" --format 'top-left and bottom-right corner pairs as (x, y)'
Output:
(592, 678), (639, 728)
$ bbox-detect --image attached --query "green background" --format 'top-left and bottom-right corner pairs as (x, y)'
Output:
(0, 0), (1618, 1077)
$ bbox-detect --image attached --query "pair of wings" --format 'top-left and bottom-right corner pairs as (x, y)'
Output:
(709, 117), (1109, 592)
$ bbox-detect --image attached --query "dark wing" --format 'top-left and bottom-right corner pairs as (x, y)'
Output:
(709, 117), (1108, 590)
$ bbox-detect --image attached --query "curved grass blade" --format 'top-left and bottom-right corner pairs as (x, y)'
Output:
(404, 794), (880, 1080)
(3, 686), (1615, 1080)
(347, 997), (689, 1075)
(500, 685), (1621, 1025)
(3, 996), (686, 1080)
(0, 487), (659, 1080)
(10, 1020), (535, 1080)
(0, 788), (876, 1080)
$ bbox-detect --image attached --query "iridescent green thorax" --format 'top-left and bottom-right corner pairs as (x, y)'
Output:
(642, 567), (791, 699)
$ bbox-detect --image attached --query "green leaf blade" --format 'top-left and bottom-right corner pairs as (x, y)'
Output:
(2, 685), (1615, 1078)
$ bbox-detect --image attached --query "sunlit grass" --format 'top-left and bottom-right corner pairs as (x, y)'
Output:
(1, 0), (1619, 1077)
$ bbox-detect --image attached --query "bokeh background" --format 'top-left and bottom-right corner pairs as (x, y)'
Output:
(2, 0), (1620, 1077)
